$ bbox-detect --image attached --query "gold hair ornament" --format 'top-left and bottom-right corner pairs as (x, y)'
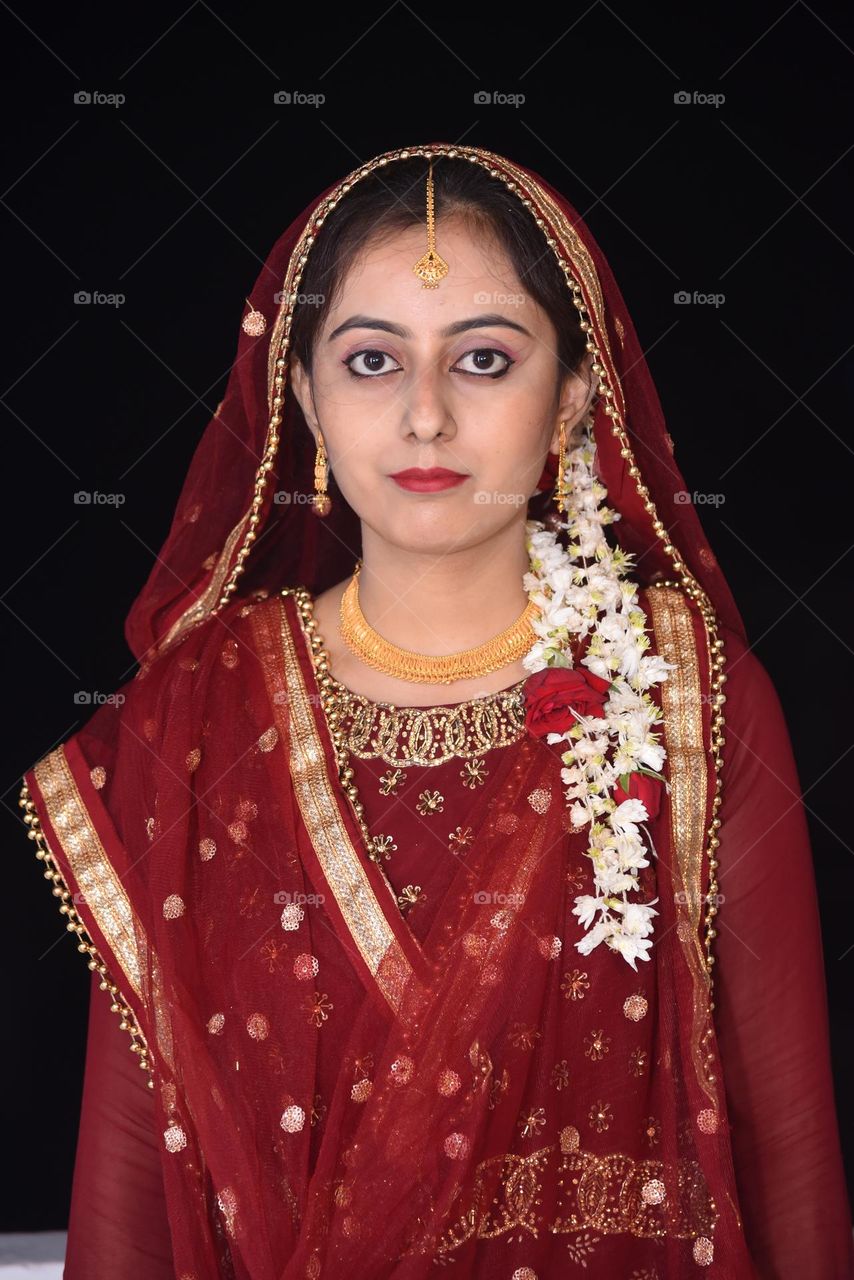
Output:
(412, 157), (449, 289)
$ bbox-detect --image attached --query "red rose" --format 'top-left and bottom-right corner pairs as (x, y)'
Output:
(612, 771), (664, 820)
(524, 667), (612, 738)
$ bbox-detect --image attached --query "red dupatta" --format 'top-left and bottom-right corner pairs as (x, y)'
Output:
(20, 143), (771, 1277)
(23, 579), (756, 1277)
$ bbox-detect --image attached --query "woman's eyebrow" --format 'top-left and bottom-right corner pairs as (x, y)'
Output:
(327, 312), (532, 342)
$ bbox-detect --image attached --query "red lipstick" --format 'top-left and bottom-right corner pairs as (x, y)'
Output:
(389, 467), (469, 493)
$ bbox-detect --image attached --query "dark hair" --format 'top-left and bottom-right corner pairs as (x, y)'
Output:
(288, 156), (589, 390)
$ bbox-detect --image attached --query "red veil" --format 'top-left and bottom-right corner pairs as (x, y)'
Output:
(20, 144), (852, 1278)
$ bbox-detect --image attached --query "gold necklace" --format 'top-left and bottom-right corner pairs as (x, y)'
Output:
(339, 562), (541, 684)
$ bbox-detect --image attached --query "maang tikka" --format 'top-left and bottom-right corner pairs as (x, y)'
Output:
(412, 156), (449, 288)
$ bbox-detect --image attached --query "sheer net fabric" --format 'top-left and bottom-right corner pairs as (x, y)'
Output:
(59, 596), (852, 1279)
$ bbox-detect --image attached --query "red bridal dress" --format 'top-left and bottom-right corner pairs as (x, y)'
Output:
(19, 143), (853, 1279)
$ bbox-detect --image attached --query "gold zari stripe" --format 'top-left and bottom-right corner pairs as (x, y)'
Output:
(257, 599), (414, 1013)
(32, 747), (144, 996)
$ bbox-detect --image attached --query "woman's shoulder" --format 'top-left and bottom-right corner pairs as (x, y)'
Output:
(135, 587), (297, 684)
(41, 589), (297, 772)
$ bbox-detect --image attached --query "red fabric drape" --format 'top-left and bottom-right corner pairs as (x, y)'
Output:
(55, 594), (853, 1277)
(19, 143), (852, 1278)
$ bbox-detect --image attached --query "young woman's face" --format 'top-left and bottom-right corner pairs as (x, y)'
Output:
(290, 217), (594, 556)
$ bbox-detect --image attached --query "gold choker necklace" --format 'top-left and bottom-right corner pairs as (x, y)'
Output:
(339, 564), (541, 684)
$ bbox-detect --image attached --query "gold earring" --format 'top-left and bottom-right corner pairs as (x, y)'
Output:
(555, 419), (568, 513)
(311, 428), (332, 517)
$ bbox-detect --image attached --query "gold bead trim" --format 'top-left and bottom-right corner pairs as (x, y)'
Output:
(18, 781), (155, 1088)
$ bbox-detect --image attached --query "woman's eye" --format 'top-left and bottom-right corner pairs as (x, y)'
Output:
(344, 350), (401, 378)
(454, 348), (513, 377)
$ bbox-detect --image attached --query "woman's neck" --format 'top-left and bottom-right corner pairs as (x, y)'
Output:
(310, 525), (534, 707)
(355, 523), (532, 654)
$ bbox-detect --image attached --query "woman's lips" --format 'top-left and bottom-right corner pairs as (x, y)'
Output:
(389, 468), (469, 492)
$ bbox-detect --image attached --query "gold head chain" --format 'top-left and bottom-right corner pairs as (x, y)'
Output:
(411, 156), (449, 288)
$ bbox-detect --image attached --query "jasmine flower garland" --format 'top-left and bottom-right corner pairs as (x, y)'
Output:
(522, 418), (676, 970)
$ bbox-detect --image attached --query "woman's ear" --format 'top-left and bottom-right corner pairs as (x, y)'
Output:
(288, 356), (317, 437)
(549, 352), (596, 453)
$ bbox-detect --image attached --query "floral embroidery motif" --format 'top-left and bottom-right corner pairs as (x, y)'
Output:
(551, 1059), (571, 1091)
(518, 1107), (546, 1138)
(259, 938), (286, 973)
(561, 969), (590, 1001)
(369, 833), (397, 863)
(378, 767), (406, 796)
(629, 1047), (648, 1077)
(416, 789), (444, 815)
(588, 1100), (612, 1132)
(449, 825), (474, 855)
(398, 884), (423, 913)
(584, 1029), (611, 1061)
(304, 992), (333, 1027)
(460, 759), (488, 789)
(509, 1023), (541, 1051)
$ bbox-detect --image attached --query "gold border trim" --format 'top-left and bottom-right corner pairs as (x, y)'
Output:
(32, 746), (144, 996)
(253, 598), (413, 1013)
(19, 764), (154, 1088)
(646, 585), (721, 1106)
(646, 587), (708, 946)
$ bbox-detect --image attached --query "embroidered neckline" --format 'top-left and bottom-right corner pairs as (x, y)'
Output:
(295, 589), (530, 766)
(327, 672), (528, 767)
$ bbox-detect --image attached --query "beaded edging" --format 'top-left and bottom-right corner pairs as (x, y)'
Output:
(18, 780), (155, 1089)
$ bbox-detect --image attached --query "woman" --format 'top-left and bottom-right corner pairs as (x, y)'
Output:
(20, 143), (852, 1279)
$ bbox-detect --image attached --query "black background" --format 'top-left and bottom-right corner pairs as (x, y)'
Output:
(3, 0), (852, 1231)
